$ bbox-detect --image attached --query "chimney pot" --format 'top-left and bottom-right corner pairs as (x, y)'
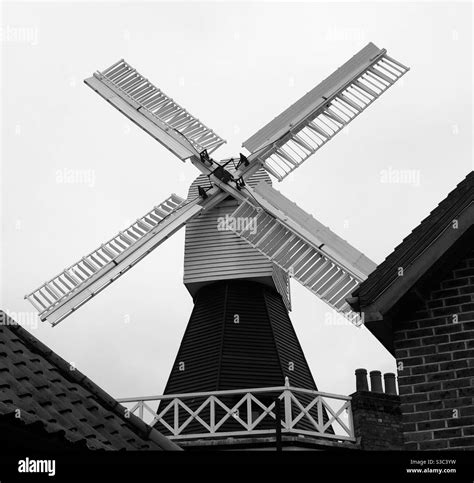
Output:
(369, 370), (383, 393)
(355, 368), (369, 392)
(384, 372), (397, 395)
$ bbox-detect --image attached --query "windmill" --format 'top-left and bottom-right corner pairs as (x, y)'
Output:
(25, 43), (408, 429)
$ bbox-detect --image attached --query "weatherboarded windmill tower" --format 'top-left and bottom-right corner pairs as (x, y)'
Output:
(26, 43), (408, 449)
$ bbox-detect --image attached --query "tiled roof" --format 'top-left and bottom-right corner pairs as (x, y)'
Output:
(0, 312), (179, 450)
(352, 171), (474, 308)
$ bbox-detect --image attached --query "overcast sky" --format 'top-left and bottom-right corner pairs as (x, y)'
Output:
(1, 1), (472, 401)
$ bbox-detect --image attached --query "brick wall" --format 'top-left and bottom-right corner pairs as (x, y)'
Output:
(394, 246), (474, 450)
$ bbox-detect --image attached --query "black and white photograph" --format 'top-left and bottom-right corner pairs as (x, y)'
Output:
(1, 0), (473, 481)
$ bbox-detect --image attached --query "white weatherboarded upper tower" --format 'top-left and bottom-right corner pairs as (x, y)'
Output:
(184, 166), (291, 309)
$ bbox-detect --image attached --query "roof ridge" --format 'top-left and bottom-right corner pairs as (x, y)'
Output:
(353, 170), (474, 305)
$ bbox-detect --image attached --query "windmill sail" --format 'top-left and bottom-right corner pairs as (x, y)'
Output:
(24, 193), (226, 326)
(85, 59), (226, 160)
(243, 43), (409, 181)
(229, 182), (376, 324)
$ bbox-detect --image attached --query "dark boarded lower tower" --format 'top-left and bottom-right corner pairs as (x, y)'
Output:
(157, 280), (332, 445)
(163, 281), (316, 393)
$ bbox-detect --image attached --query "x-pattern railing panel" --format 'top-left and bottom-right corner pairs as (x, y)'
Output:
(212, 394), (250, 431)
(117, 383), (355, 442)
(288, 393), (321, 431)
(176, 397), (212, 434)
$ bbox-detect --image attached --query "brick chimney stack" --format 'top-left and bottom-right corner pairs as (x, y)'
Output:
(350, 368), (404, 450)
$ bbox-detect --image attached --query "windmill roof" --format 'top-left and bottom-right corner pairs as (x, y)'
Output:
(351, 171), (474, 311)
(0, 312), (179, 450)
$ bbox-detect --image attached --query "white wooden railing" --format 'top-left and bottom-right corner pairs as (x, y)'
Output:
(117, 378), (355, 443)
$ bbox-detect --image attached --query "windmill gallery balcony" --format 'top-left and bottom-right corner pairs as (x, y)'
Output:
(117, 378), (356, 449)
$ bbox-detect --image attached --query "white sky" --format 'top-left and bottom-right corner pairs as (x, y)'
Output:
(1, 1), (472, 399)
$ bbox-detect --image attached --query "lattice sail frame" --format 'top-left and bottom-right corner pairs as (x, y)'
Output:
(230, 182), (377, 325)
(85, 59), (226, 160)
(230, 203), (361, 324)
(26, 194), (188, 325)
(243, 43), (409, 181)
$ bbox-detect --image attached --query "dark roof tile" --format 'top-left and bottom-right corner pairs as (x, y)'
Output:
(0, 312), (180, 450)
